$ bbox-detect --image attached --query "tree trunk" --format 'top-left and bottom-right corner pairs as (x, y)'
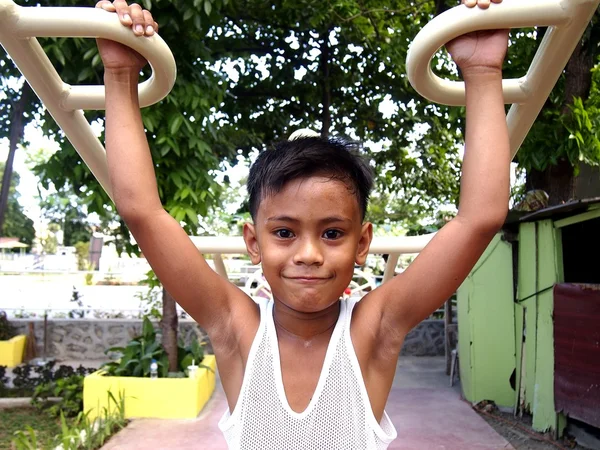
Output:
(525, 34), (596, 204)
(526, 158), (575, 205)
(0, 83), (32, 236)
(161, 287), (179, 372)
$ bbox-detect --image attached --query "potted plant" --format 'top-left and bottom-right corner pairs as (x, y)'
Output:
(0, 310), (26, 367)
(83, 316), (216, 420)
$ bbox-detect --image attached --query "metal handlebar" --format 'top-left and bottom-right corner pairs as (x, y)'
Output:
(0, 0), (176, 198)
(405, 0), (600, 158)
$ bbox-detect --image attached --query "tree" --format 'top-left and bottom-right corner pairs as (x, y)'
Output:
(210, 0), (465, 218)
(5, 0), (599, 367)
(0, 162), (35, 248)
(0, 78), (34, 237)
(500, 17), (600, 205)
(3, 0), (234, 372)
(39, 190), (93, 247)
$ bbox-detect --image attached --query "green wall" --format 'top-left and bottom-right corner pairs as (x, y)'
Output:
(457, 233), (516, 408)
(516, 220), (564, 434)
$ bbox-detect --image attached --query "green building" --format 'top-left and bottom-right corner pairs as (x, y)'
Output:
(457, 198), (600, 437)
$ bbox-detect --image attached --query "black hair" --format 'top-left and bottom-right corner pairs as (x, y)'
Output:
(247, 135), (374, 221)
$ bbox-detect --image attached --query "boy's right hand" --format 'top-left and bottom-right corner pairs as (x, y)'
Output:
(95, 1), (158, 74)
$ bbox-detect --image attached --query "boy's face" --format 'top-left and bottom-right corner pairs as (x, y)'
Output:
(243, 176), (372, 313)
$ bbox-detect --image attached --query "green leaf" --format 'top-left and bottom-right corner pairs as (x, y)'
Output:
(183, 9), (194, 21)
(186, 208), (199, 225)
(52, 46), (66, 67)
(204, 0), (212, 16)
(169, 115), (183, 135)
(171, 172), (183, 189)
(142, 316), (155, 340)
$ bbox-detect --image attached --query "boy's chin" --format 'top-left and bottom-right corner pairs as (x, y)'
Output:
(275, 294), (342, 314)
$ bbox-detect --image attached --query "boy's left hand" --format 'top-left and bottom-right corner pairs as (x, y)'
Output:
(446, 0), (508, 76)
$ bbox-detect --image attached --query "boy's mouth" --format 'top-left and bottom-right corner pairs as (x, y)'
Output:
(284, 276), (331, 283)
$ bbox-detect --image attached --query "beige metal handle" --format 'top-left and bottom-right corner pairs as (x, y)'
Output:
(0, 0), (176, 198)
(405, 0), (600, 157)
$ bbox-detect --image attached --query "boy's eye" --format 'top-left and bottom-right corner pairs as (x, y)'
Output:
(275, 229), (294, 239)
(323, 229), (342, 240)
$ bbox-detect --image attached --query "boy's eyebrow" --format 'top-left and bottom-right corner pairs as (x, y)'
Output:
(266, 215), (352, 224)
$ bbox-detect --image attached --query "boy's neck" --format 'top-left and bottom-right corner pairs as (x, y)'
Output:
(272, 299), (341, 341)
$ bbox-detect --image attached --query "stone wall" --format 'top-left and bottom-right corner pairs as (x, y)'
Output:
(10, 318), (446, 361)
(401, 319), (446, 356)
(11, 319), (210, 361)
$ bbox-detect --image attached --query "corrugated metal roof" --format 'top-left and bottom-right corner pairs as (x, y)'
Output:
(518, 196), (600, 223)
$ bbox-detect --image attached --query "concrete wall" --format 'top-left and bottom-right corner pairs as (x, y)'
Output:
(10, 317), (446, 361)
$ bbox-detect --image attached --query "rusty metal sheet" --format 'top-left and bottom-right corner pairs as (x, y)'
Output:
(554, 283), (600, 428)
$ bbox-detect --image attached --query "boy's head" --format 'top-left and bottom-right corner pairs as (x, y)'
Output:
(243, 135), (375, 312)
(247, 135), (374, 223)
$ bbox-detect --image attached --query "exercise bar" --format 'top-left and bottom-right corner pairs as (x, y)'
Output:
(406, 0), (600, 158)
(0, 0), (177, 199)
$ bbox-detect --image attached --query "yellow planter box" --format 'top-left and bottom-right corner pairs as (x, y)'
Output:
(83, 354), (216, 420)
(0, 335), (26, 367)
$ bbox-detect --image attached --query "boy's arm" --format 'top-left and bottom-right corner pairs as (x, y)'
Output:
(97, 1), (250, 334)
(374, 9), (511, 336)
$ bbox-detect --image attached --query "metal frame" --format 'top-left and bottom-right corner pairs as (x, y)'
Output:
(0, 0), (176, 199)
(406, 0), (600, 158)
(189, 235), (435, 283)
(2, 0), (598, 284)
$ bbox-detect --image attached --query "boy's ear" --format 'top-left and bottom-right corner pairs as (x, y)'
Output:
(355, 222), (373, 266)
(243, 223), (262, 265)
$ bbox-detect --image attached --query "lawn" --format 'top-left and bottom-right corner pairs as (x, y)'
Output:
(0, 407), (65, 449)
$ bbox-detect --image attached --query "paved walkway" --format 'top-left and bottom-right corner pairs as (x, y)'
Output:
(101, 357), (514, 450)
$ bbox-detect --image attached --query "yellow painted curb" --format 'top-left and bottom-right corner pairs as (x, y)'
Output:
(0, 335), (26, 368)
(83, 354), (217, 419)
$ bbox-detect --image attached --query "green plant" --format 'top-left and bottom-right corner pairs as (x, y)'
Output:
(102, 267), (116, 284)
(74, 241), (90, 271)
(13, 308), (36, 319)
(32, 374), (85, 418)
(68, 287), (89, 319)
(101, 316), (169, 378)
(11, 426), (39, 450)
(12, 391), (128, 450)
(0, 365), (8, 397)
(179, 337), (209, 375)
(0, 310), (17, 340)
(101, 316), (210, 378)
(135, 270), (162, 320)
(7, 362), (95, 399)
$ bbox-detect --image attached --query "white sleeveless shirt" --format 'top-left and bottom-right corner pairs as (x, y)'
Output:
(218, 297), (398, 449)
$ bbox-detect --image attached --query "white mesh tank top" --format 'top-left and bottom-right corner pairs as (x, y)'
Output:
(218, 297), (398, 449)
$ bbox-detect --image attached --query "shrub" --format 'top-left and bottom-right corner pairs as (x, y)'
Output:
(32, 374), (86, 418)
(0, 310), (17, 341)
(101, 316), (208, 378)
(6, 361), (95, 398)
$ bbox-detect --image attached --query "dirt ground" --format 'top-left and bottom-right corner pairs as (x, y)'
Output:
(473, 402), (582, 450)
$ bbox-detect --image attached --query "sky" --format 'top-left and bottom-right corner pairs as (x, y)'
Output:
(0, 123), (59, 228)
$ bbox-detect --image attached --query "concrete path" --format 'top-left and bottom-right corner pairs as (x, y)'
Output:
(101, 357), (514, 450)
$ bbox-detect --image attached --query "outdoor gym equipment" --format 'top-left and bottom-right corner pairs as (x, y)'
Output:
(0, 0), (176, 199)
(406, 0), (600, 158)
(0, 0), (598, 282)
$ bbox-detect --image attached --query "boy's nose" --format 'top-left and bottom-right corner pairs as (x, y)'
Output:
(293, 238), (324, 266)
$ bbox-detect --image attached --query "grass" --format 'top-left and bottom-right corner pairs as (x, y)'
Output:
(0, 407), (68, 449)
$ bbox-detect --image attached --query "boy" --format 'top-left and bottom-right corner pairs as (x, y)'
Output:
(95, 0), (509, 447)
